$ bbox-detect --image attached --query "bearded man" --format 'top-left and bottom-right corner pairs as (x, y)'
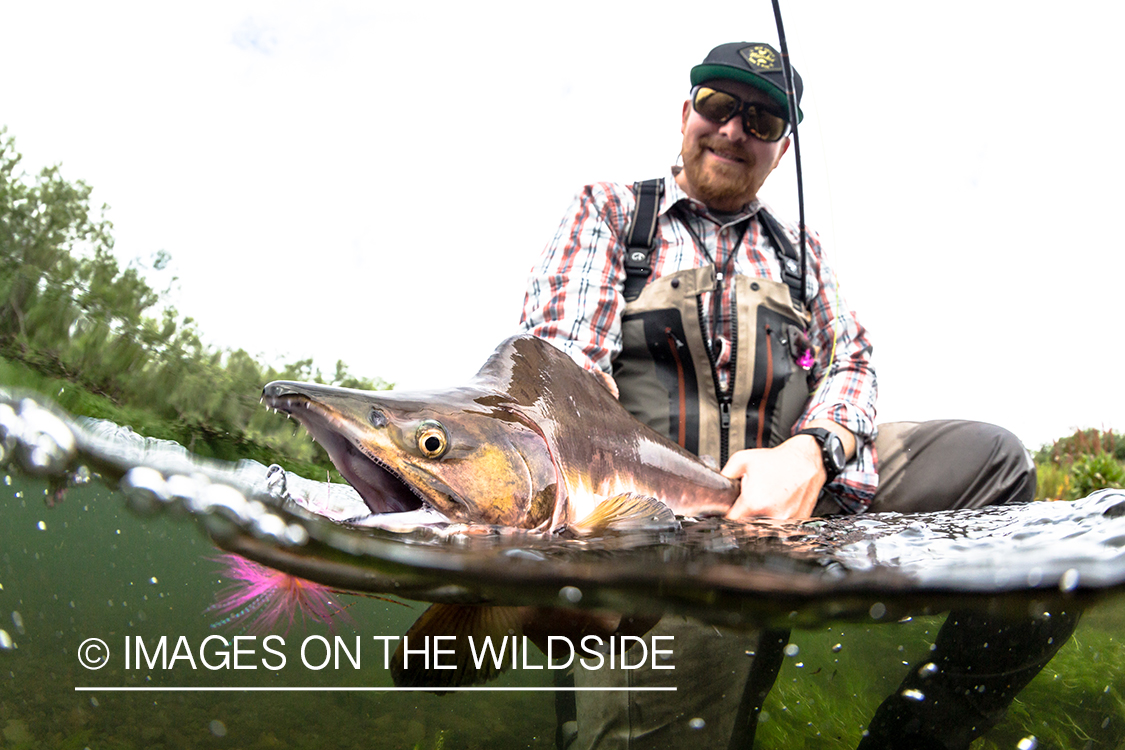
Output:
(519, 42), (1046, 749)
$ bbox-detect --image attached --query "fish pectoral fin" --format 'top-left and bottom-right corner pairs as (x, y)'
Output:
(391, 604), (527, 690)
(570, 493), (680, 536)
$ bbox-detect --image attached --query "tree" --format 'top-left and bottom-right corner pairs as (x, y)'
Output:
(0, 127), (390, 479)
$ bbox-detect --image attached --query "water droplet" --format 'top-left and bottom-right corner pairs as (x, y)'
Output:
(209, 720), (227, 737)
(149, 577), (158, 585)
(1059, 568), (1080, 592)
(795, 662), (804, 668)
(918, 662), (939, 678)
(783, 644), (799, 657)
(688, 718), (706, 730)
(559, 586), (582, 603)
(37, 520), (46, 531)
(0, 629), (14, 651)
(1016, 736), (1038, 750)
(869, 603), (886, 620)
(831, 643), (843, 653)
(901, 688), (925, 702)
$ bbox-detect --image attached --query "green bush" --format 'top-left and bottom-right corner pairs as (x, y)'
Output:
(1035, 428), (1125, 501)
(1069, 452), (1125, 498)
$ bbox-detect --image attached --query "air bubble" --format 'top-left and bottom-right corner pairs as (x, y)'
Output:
(559, 586), (582, 603)
(1059, 568), (1080, 592)
(688, 718), (706, 730)
(209, 720), (227, 737)
(869, 603), (886, 620)
(1016, 737), (1038, 750)
(783, 644), (799, 657)
(901, 689), (925, 702)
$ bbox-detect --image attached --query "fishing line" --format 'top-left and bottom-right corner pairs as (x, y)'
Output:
(770, 0), (842, 378)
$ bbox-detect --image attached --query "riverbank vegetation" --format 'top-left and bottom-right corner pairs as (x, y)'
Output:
(1035, 428), (1125, 501)
(0, 127), (387, 481)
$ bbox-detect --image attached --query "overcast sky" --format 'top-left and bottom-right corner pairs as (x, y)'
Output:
(3, 1), (1123, 451)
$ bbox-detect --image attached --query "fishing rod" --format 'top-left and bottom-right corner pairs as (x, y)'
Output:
(769, 0), (808, 306)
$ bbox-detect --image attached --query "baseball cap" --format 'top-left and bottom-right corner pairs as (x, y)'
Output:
(690, 42), (804, 123)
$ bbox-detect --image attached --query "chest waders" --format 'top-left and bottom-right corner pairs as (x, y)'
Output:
(612, 178), (814, 467)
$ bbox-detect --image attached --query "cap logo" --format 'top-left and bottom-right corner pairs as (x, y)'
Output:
(739, 44), (780, 72)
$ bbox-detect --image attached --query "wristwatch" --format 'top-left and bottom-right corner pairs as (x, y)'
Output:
(794, 427), (847, 482)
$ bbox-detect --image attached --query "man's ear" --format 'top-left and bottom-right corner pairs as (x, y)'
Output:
(681, 99), (691, 134)
(771, 136), (792, 170)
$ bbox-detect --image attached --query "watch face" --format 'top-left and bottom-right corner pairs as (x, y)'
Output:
(827, 438), (846, 472)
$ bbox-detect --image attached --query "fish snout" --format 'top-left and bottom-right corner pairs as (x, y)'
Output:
(262, 381), (307, 401)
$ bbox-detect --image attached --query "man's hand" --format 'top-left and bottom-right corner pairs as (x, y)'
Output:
(722, 420), (856, 521)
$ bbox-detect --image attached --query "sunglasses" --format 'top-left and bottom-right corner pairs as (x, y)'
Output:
(690, 85), (791, 142)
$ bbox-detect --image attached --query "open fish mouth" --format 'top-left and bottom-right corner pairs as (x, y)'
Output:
(262, 387), (426, 517)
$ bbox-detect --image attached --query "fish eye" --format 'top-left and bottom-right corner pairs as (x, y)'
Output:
(416, 420), (449, 458)
(368, 408), (387, 428)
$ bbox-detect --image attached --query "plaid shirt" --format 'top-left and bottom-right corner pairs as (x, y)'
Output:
(519, 169), (879, 511)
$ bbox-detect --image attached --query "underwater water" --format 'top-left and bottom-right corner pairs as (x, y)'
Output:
(3, 390), (1125, 749)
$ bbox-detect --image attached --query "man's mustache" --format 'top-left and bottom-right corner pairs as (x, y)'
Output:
(695, 135), (755, 166)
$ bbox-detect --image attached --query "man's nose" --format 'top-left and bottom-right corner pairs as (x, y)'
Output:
(717, 114), (748, 142)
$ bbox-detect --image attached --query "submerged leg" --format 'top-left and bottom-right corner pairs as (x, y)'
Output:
(569, 618), (787, 749)
(856, 608), (1081, 750)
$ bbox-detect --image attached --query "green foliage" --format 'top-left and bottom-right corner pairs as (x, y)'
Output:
(1034, 428), (1125, 501)
(1070, 452), (1125, 498)
(0, 127), (390, 480)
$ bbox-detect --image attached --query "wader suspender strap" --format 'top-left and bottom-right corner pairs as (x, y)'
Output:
(622, 179), (665, 302)
(623, 179), (806, 310)
(756, 209), (807, 311)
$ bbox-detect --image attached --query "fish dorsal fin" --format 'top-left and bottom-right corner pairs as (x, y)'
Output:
(391, 604), (526, 689)
(571, 493), (680, 537)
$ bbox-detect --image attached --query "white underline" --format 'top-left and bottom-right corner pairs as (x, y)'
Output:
(75, 686), (676, 692)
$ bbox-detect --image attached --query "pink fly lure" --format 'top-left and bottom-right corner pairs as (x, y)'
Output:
(207, 553), (356, 635)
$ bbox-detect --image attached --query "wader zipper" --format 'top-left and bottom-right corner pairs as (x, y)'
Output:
(675, 210), (746, 469)
(697, 273), (736, 467)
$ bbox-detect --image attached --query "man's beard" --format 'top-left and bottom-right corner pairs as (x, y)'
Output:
(680, 135), (760, 212)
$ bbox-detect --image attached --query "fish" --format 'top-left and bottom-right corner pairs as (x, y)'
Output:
(260, 334), (744, 688)
(261, 334), (739, 534)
